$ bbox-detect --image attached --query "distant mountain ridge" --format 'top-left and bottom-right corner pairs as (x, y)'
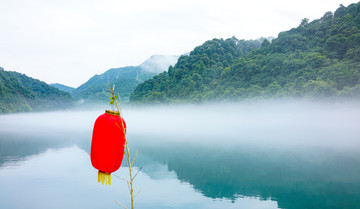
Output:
(71, 54), (179, 103)
(50, 83), (75, 94)
(0, 69), (73, 113)
(139, 55), (179, 73)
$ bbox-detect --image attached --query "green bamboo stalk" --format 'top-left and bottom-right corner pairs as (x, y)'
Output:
(109, 84), (138, 209)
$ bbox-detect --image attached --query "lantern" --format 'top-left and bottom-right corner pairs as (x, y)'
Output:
(91, 110), (126, 185)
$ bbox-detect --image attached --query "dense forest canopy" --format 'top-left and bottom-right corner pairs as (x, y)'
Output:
(130, 2), (360, 103)
(0, 70), (73, 113)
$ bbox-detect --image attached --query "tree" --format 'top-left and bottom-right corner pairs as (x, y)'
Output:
(300, 18), (309, 27)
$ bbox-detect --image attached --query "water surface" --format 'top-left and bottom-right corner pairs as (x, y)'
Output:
(0, 101), (359, 209)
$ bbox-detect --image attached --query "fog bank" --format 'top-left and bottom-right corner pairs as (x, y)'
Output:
(1, 100), (359, 150)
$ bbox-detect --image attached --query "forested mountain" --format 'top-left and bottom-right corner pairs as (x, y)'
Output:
(50, 83), (75, 94)
(0, 69), (73, 113)
(131, 2), (360, 103)
(72, 66), (151, 103)
(72, 55), (178, 103)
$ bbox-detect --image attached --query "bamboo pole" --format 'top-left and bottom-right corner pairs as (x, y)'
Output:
(109, 84), (139, 209)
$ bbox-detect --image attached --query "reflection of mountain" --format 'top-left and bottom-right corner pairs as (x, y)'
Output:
(2, 111), (359, 209)
(136, 142), (360, 209)
(0, 136), (44, 167)
(0, 131), (90, 168)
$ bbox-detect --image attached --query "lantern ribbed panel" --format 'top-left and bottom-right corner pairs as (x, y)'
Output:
(90, 112), (126, 174)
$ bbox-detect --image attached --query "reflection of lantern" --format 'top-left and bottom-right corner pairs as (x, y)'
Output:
(91, 110), (126, 185)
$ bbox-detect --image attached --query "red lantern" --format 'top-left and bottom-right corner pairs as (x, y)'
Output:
(91, 110), (126, 185)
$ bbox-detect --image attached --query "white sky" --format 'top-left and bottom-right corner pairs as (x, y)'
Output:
(0, 0), (357, 88)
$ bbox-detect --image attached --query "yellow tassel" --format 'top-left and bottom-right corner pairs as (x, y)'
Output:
(98, 171), (111, 186)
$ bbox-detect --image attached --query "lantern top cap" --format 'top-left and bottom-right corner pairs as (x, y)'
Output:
(105, 110), (120, 116)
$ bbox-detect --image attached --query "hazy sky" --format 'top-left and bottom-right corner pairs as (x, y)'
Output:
(0, 0), (356, 87)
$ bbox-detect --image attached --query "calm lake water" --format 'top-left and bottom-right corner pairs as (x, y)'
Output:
(0, 101), (360, 209)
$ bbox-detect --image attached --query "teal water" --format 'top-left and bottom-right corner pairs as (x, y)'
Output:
(0, 102), (359, 209)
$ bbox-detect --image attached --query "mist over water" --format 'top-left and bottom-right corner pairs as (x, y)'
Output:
(124, 100), (360, 150)
(1, 100), (360, 151)
(1, 100), (360, 170)
(1, 100), (360, 209)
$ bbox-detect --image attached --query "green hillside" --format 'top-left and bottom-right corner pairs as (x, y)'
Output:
(0, 70), (73, 113)
(130, 3), (360, 103)
(50, 83), (75, 94)
(72, 66), (155, 103)
(72, 55), (179, 104)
